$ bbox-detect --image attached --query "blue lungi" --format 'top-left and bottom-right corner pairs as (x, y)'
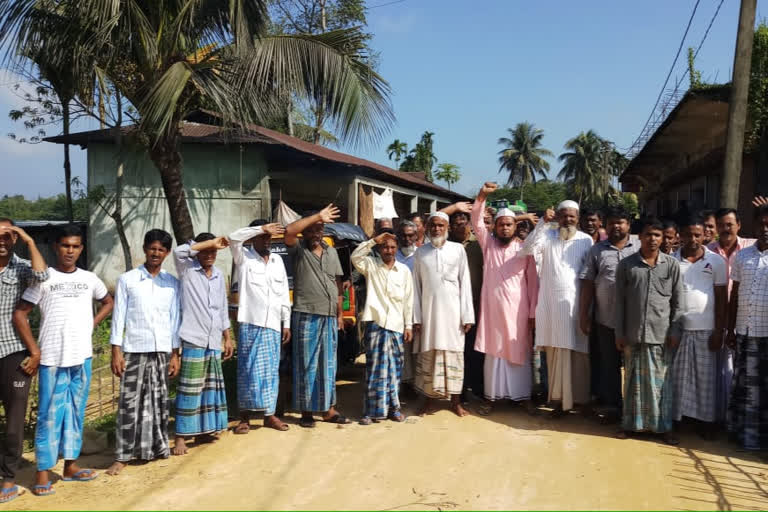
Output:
(292, 312), (338, 412)
(35, 358), (92, 470)
(237, 324), (282, 415)
(175, 342), (228, 436)
(364, 323), (404, 419)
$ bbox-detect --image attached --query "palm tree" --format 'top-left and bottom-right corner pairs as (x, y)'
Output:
(497, 123), (553, 194)
(387, 139), (408, 166)
(557, 130), (612, 204)
(1, 0), (394, 243)
(435, 162), (460, 190)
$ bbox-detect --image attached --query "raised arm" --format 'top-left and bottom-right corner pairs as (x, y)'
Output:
(229, 224), (284, 265)
(1, 225), (48, 280)
(471, 183), (496, 249)
(439, 201), (472, 216)
(284, 204), (340, 247)
(519, 207), (555, 256)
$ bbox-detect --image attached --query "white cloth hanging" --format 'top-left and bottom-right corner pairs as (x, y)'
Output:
(273, 200), (301, 226)
(373, 188), (399, 219)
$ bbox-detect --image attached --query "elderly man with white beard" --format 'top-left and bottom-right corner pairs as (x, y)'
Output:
(412, 212), (475, 417)
(520, 201), (594, 417)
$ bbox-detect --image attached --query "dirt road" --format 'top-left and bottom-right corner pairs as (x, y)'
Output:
(8, 371), (768, 511)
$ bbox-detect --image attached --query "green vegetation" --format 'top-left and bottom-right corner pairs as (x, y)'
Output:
(435, 163), (461, 190)
(399, 131), (438, 181)
(0, 194), (88, 221)
(488, 181), (568, 213)
(497, 122), (553, 187)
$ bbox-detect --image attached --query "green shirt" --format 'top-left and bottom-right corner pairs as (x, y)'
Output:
(615, 251), (684, 345)
(289, 240), (344, 317)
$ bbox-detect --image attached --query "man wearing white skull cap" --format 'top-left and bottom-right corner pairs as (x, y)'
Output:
(520, 199), (594, 416)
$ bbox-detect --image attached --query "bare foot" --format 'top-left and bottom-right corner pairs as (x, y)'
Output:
(234, 421), (250, 435)
(451, 400), (470, 417)
(172, 436), (188, 456)
(105, 461), (126, 476)
(417, 398), (436, 416)
(197, 433), (218, 444)
(264, 415), (289, 431)
(615, 430), (629, 440)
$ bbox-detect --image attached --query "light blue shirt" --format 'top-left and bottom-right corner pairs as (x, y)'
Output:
(174, 243), (229, 349)
(110, 265), (181, 353)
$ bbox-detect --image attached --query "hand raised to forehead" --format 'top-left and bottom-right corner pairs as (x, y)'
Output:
(373, 232), (397, 245)
(261, 223), (286, 236)
(319, 204), (341, 224)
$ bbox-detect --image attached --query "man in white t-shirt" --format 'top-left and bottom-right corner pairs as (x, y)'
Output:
(13, 224), (112, 497)
(665, 214), (727, 438)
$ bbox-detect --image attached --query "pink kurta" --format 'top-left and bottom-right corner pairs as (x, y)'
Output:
(471, 199), (539, 365)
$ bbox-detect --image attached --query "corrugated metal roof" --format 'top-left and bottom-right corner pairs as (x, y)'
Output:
(15, 220), (86, 228)
(43, 115), (467, 200)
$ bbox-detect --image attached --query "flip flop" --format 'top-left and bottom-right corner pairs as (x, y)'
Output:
(0, 485), (20, 503)
(299, 416), (316, 428)
(62, 469), (98, 482)
(322, 414), (350, 425)
(32, 481), (55, 497)
(388, 410), (406, 422)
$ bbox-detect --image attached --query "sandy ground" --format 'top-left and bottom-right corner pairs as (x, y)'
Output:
(7, 367), (768, 511)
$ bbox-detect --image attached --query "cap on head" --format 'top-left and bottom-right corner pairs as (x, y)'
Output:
(557, 200), (579, 212)
(429, 212), (449, 223)
(494, 208), (516, 222)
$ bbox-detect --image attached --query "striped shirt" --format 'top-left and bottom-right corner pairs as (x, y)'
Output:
(0, 254), (48, 358)
(110, 265), (181, 353)
(731, 244), (768, 337)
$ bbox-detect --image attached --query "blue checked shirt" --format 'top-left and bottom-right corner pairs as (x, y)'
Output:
(109, 265), (181, 353)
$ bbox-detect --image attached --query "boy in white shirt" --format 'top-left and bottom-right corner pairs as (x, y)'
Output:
(13, 224), (112, 496)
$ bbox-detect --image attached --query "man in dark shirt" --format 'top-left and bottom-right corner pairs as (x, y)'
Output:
(615, 217), (683, 445)
(285, 204), (350, 428)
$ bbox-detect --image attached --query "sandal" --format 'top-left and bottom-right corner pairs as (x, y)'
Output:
(62, 469), (98, 482)
(323, 414), (351, 425)
(234, 422), (250, 435)
(0, 485), (20, 504)
(388, 410), (406, 422)
(359, 416), (379, 425)
(299, 416), (316, 428)
(32, 481), (55, 497)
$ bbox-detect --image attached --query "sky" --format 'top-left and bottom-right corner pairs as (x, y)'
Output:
(0, 0), (763, 199)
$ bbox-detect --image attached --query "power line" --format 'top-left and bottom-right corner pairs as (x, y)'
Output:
(368, 0), (407, 9)
(628, 0), (702, 155)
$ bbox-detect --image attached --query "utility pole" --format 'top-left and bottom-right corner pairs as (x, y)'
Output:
(721, 0), (757, 208)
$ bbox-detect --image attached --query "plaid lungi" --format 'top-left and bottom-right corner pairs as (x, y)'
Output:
(115, 352), (169, 462)
(237, 323), (281, 416)
(175, 342), (228, 436)
(715, 345), (734, 423)
(622, 343), (670, 433)
(291, 312), (338, 412)
(414, 350), (463, 399)
(728, 335), (768, 451)
(364, 323), (404, 419)
(665, 330), (716, 423)
(35, 359), (92, 471)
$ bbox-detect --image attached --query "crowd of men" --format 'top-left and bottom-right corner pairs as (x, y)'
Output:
(0, 183), (767, 502)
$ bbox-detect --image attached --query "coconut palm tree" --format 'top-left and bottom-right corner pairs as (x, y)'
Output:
(1, 0), (394, 243)
(435, 162), (460, 190)
(387, 139), (408, 166)
(557, 130), (612, 204)
(497, 122), (553, 191)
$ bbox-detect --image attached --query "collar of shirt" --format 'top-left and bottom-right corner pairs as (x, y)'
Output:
(599, 238), (636, 251)
(138, 264), (173, 282)
(636, 251), (670, 268)
(191, 262), (222, 280)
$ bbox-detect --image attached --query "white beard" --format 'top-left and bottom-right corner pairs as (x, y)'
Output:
(559, 226), (577, 241)
(429, 234), (447, 248)
(400, 245), (416, 256)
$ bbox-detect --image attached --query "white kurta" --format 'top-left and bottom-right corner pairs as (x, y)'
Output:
(521, 221), (593, 353)
(412, 241), (475, 353)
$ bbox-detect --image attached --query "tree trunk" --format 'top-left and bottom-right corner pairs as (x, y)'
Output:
(112, 94), (132, 271)
(62, 100), (74, 221)
(149, 134), (195, 243)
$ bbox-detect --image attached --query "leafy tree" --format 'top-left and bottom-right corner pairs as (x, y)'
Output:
(558, 130), (617, 204)
(400, 131), (437, 181)
(435, 163), (460, 190)
(497, 122), (553, 191)
(487, 180), (568, 213)
(0, 0), (395, 243)
(387, 139), (408, 166)
(0, 194), (88, 221)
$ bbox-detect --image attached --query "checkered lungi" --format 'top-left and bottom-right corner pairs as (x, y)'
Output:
(622, 343), (670, 433)
(291, 312), (338, 412)
(728, 335), (768, 451)
(414, 349), (464, 399)
(35, 359), (92, 470)
(115, 352), (170, 462)
(175, 342), (228, 436)
(237, 323), (281, 416)
(364, 323), (404, 419)
(665, 330), (717, 423)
